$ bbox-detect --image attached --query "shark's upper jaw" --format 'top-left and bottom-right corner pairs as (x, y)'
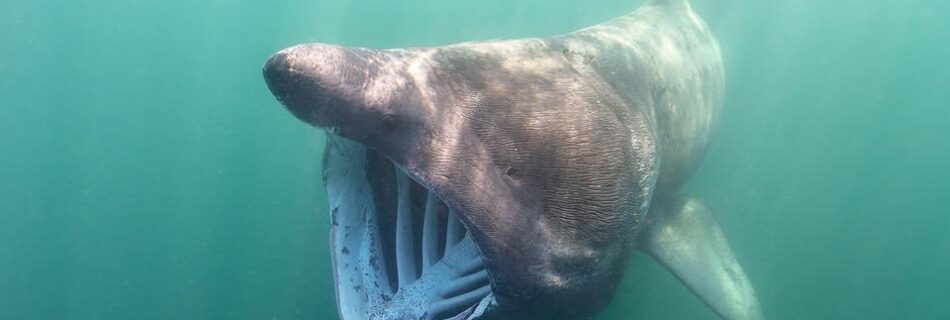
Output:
(322, 135), (496, 320)
(264, 48), (498, 319)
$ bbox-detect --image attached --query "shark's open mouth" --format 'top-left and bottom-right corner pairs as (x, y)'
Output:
(323, 135), (495, 320)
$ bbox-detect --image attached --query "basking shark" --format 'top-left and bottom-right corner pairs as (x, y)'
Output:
(262, 0), (762, 318)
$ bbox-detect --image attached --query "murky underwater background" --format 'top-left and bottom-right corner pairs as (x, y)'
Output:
(2, 0), (948, 319)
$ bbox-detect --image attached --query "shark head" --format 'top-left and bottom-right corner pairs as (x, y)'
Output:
(263, 40), (656, 319)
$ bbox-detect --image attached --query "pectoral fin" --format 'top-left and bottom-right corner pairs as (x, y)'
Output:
(640, 197), (764, 320)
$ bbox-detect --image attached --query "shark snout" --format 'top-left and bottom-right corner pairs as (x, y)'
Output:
(262, 44), (427, 147)
(262, 44), (358, 127)
(262, 50), (296, 105)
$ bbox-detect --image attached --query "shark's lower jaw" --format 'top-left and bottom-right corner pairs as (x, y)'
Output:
(324, 135), (495, 320)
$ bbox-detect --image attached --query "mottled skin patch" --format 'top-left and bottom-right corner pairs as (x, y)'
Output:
(262, 0), (760, 319)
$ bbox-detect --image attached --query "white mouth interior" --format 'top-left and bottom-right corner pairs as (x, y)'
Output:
(324, 136), (495, 320)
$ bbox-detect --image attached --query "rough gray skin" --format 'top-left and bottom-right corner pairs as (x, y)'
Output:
(262, 0), (761, 319)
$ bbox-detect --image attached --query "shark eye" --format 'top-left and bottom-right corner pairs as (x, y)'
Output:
(377, 114), (396, 134)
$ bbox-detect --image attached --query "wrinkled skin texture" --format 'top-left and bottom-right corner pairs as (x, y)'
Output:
(261, 0), (755, 319)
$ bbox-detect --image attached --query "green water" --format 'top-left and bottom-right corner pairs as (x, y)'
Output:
(2, 0), (948, 319)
